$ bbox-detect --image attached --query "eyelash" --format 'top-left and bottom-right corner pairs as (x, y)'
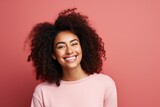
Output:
(72, 43), (78, 46)
(57, 43), (78, 49)
(57, 45), (65, 49)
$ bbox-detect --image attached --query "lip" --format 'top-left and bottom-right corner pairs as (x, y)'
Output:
(64, 55), (77, 62)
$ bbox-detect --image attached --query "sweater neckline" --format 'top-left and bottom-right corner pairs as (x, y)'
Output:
(60, 73), (96, 85)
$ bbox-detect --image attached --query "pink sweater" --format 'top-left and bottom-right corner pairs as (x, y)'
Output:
(31, 73), (117, 107)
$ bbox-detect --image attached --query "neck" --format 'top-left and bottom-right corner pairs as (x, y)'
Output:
(62, 67), (88, 81)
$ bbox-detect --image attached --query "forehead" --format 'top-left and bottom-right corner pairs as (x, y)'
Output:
(54, 31), (79, 44)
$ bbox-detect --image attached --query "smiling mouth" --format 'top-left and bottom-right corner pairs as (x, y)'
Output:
(64, 55), (77, 61)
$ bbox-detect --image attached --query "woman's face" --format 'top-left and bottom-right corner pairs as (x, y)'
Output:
(53, 31), (82, 70)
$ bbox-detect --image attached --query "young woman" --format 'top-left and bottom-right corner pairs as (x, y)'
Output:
(28, 8), (117, 107)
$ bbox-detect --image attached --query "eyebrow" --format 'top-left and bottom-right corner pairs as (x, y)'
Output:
(55, 39), (79, 46)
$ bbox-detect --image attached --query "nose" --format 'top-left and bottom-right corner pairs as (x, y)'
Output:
(65, 46), (73, 55)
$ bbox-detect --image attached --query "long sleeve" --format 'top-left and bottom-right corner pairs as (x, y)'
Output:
(104, 81), (117, 107)
(31, 96), (43, 107)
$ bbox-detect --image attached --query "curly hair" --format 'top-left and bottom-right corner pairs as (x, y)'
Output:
(27, 8), (106, 86)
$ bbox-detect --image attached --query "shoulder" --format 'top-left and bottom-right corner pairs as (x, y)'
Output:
(91, 73), (116, 89)
(33, 82), (56, 96)
(92, 73), (115, 83)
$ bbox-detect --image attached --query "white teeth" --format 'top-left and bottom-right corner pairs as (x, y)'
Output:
(65, 56), (76, 61)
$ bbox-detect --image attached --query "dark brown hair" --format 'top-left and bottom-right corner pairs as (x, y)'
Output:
(27, 8), (106, 86)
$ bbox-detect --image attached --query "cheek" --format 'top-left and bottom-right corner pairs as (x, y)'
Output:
(75, 46), (82, 56)
(55, 50), (65, 58)
(77, 46), (82, 54)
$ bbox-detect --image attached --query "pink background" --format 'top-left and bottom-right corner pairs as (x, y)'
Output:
(0, 0), (160, 107)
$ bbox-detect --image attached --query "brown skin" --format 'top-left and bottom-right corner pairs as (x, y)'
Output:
(53, 31), (88, 81)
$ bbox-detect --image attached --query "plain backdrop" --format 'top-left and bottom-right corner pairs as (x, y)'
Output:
(0, 0), (160, 107)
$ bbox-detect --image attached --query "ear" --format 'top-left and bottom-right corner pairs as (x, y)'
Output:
(52, 54), (56, 59)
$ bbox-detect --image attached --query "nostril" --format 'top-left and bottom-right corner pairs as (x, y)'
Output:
(66, 51), (73, 54)
(66, 47), (73, 54)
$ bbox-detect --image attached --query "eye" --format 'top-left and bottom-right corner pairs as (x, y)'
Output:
(71, 42), (78, 46)
(57, 45), (66, 49)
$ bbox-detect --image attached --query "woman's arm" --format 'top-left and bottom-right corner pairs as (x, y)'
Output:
(31, 96), (43, 107)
